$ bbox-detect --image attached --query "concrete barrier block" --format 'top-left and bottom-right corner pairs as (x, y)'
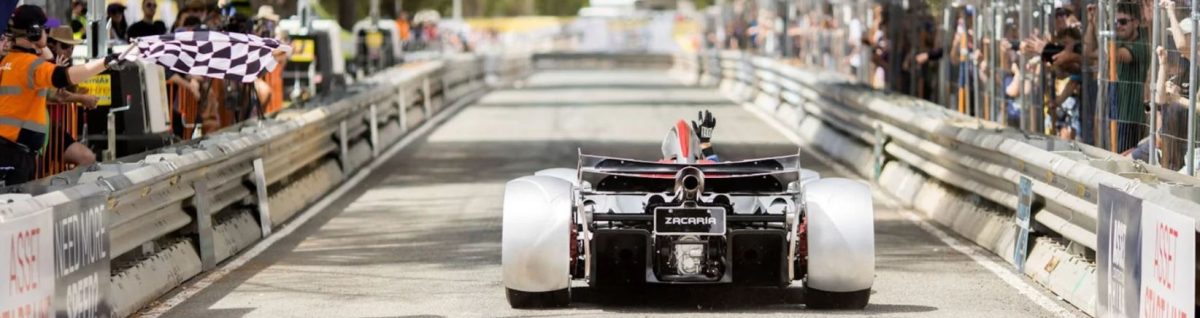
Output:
(213, 210), (263, 263)
(110, 239), (202, 317)
(378, 120), (404, 147)
(912, 181), (944, 216)
(796, 116), (824, 144)
(1024, 238), (1061, 285)
(268, 160), (344, 226)
(754, 94), (780, 113)
(346, 140), (374, 174)
(776, 104), (801, 130)
(949, 204), (980, 240)
(1070, 265), (1098, 317)
(877, 162), (906, 200)
(1045, 250), (1096, 314)
(893, 166), (926, 205)
(993, 223), (1018, 265)
(976, 213), (1008, 252)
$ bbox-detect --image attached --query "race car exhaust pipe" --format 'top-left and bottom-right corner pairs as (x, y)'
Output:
(675, 167), (705, 202)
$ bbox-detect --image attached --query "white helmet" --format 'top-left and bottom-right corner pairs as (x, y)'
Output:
(661, 120), (703, 164)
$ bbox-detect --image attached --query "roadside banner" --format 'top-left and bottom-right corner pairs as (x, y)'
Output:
(1013, 175), (1033, 271)
(1139, 201), (1195, 318)
(0, 209), (55, 318)
(52, 196), (111, 318)
(1097, 185), (1143, 318)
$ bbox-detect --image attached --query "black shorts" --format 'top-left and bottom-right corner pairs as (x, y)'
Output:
(0, 138), (37, 186)
(45, 130), (79, 156)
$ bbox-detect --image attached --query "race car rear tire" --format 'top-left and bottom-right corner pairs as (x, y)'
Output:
(804, 287), (870, 309)
(803, 178), (874, 295)
(502, 176), (573, 304)
(506, 288), (570, 308)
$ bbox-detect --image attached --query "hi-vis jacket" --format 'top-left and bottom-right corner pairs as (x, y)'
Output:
(0, 49), (60, 153)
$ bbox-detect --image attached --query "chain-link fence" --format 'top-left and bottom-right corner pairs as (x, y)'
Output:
(702, 0), (1200, 176)
(1148, 0), (1200, 173)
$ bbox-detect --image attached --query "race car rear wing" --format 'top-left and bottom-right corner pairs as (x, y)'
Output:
(577, 151), (802, 194)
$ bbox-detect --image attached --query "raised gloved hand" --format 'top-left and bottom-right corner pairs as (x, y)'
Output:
(691, 110), (716, 143)
(104, 53), (126, 71)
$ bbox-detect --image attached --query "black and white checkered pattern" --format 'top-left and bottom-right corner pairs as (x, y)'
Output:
(134, 31), (287, 83)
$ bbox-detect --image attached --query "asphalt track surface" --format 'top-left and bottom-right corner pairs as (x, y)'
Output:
(157, 70), (1080, 317)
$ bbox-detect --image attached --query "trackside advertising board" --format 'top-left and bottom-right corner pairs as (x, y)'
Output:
(1139, 202), (1195, 318)
(53, 197), (111, 318)
(1014, 175), (1033, 271)
(1098, 185), (1143, 318)
(1, 209), (55, 318)
(1098, 185), (1197, 318)
(0, 195), (111, 318)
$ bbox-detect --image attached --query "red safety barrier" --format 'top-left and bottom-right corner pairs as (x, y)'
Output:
(34, 102), (78, 179)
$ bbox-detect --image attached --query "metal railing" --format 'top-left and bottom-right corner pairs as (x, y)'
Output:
(0, 53), (530, 318)
(678, 50), (1200, 315)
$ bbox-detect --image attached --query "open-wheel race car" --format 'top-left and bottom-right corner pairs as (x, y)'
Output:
(501, 117), (875, 309)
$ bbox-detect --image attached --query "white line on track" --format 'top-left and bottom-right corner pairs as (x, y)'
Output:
(740, 101), (1078, 317)
(138, 91), (484, 318)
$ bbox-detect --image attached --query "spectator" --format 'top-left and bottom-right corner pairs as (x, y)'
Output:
(45, 26), (98, 169)
(864, 4), (890, 89)
(1112, 2), (1151, 153)
(107, 3), (128, 43)
(0, 5), (120, 186)
(1055, 5), (1082, 32)
(70, 0), (87, 39)
(1151, 46), (1198, 170)
(174, 0), (206, 32)
(951, 8), (976, 114)
(395, 11), (412, 43)
(1049, 28), (1084, 140)
(1161, 0), (1192, 59)
(127, 0), (167, 40)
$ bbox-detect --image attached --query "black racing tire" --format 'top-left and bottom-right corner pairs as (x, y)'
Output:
(505, 288), (570, 308)
(804, 287), (870, 309)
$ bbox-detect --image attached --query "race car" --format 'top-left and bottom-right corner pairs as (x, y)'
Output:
(500, 117), (875, 309)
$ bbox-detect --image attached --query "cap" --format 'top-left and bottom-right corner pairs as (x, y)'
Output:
(1182, 17), (1194, 34)
(48, 26), (83, 45)
(10, 5), (48, 32)
(255, 5), (279, 21)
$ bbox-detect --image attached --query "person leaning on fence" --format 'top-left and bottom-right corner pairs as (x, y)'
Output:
(1048, 28), (1085, 140)
(1110, 2), (1152, 153)
(1146, 45), (1200, 171)
(0, 5), (125, 186)
(45, 26), (98, 169)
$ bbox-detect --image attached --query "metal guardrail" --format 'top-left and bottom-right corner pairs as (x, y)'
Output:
(532, 52), (675, 70)
(676, 50), (1200, 315)
(0, 53), (530, 318)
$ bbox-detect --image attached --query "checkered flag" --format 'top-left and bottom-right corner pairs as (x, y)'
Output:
(131, 31), (290, 83)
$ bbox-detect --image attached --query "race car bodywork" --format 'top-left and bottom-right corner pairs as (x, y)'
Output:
(501, 152), (875, 309)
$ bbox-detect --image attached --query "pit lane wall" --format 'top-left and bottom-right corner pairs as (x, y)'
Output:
(672, 51), (1200, 316)
(0, 53), (532, 318)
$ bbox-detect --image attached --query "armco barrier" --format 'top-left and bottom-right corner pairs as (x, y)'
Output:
(0, 53), (530, 317)
(677, 51), (1200, 316)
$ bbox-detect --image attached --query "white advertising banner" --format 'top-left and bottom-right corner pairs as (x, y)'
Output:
(0, 209), (55, 318)
(1139, 202), (1196, 318)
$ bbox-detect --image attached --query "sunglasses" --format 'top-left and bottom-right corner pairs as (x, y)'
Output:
(1117, 18), (1132, 26)
(1055, 9), (1072, 17)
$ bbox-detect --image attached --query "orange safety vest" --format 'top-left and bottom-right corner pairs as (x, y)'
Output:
(0, 50), (58, 153)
